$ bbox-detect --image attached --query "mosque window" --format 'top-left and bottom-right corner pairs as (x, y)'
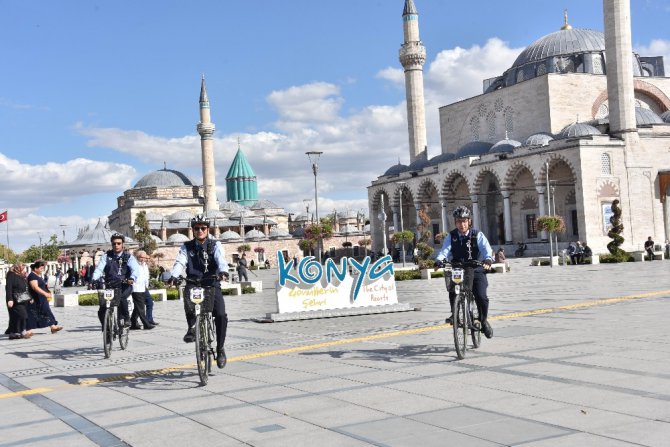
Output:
(516, 69), (524, 83)
(600, 153), (612, 175)
(504, 107), (514, 134)
(478, 103), (488, 117)
(486, 111), (496, 140)
(555, 57), (574, 73)
(470, 116), (480, 141)
(524, 65), (535, 80)
(494, 98), (504, 112)
(592, 55), (603, 75)
(526, 214), (538, 239)
(596, 103), (609, 119)
(536, 62), (547, 76)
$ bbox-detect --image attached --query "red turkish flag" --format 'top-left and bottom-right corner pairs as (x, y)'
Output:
(0, 211), (7, 223)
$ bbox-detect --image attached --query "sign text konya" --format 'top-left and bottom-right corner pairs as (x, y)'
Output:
(276, 252), (398, 313)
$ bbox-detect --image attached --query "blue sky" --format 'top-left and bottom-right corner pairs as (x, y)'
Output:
(1, 0), (669, 251)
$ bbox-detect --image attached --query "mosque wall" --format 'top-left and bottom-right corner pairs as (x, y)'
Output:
(547, 74), (608, 130)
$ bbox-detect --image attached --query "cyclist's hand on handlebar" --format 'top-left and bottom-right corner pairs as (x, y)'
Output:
(434, 260), (444, 269)
(483, 259), (492, 271)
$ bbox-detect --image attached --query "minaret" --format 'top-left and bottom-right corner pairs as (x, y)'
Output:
(197, 75), (219, 212)
(603, 0), (638, 145)
(399, 0), (428, 163)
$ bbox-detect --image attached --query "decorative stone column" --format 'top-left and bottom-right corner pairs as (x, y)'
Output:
(414, 201), (422, 239)
(392, 207), (400, 235)
(536, 185), (548, 241)
(470, 195), (480, 230)
(439, 196), (449, 234)
(502, 190), (513, 244)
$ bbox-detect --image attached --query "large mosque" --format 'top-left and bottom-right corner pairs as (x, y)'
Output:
(368, 0), (670, 257)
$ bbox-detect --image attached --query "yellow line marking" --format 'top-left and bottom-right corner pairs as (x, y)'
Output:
(1, 289), (668, 400)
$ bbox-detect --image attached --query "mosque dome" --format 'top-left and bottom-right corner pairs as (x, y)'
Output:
(220, 230), (241, 240)
(457, 141), (494, 158)
(525, 133), (555, 147)
(556, 122), (601, 139)
(220, 201), (245, 215)
(150, 234), (163, 243)
(269, 227), (291, 238)
(204, 209), (226, 219)
(512, 28), (605, 69)
(245, 229), (265, 239)
(167, 233), (189, 243)
(169, 210), (194, 222)
(408, 157), (431, 172)
(339, 224), (359, 235)
(134, 169), (194, 188)
(489, 138), (522, 154)
(661, 111), (670, 123)
(429, 152), (456, 166)
(383, 163), (410, 176)
(635, 107), (664, 125)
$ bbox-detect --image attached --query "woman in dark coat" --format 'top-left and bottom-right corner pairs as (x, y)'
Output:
(27, 261), (62, 333)
(5, 263), (32, 339)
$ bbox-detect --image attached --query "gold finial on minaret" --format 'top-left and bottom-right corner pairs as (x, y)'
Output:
(561, 9), (572, 30)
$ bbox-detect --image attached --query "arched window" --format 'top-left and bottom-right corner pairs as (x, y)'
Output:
(601, 153), (612, 175)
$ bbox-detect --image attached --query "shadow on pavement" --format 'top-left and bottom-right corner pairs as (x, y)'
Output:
(300, 344), (459, 363)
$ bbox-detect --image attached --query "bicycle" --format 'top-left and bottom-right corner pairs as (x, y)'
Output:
(179, 277), (216, 386)
(98, 283), (134, 358)
(441, 260), (484, 360)
(514, 242), (528, 257)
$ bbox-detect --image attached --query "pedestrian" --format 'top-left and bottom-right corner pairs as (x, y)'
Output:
(129, 250), (155, 330)
(5, 263), (33, 339)
(169, 215), (230, 369)
(494, 247), (509, 271)
(237, 253), (249, 282)
(435, 206), (494, 338)
(27, 260), (63, 334)
(582, 241), (593, 262)
(91, 233), (139, 329)
(644, 236), (655, 260)
(665, 240), (670, 260)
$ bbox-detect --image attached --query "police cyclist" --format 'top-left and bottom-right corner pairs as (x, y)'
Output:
(170, 215), (230, 369)
(435, 206), (495, 339)
(92, 233), (140, 329)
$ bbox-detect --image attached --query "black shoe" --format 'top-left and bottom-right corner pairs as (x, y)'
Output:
(216, 348), (227, 369)
(144, 324), (156, 330)
(445, 315), (453, 325)
(183, 328), (195, 343)
(149, 321), (159, 326)
(482, 320), (493, 339)
(122, 320), (131, 328)
(129, 325), (142, 330)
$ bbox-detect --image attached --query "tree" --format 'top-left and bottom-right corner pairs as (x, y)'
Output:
(606, 199), (628, 260)
(21, 234), (60, 262)
(414, 206), (435, 269)
(133, 211), (157, 254)
(0, 243), (19, 264)
(392, 230), (414, 264)
(237, 244), (251, 254)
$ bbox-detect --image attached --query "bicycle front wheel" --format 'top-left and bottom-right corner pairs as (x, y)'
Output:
(453, 295), (467, 360)
(119, 316), (129, 350)
(468, 290), (481, 349)
(195, 315), (209, 385)
(103, 309), (113, 359)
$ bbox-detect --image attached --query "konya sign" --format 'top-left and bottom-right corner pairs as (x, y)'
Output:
(276, 252), (398, 314)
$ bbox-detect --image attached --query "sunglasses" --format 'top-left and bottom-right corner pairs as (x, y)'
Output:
(193, 226), (208, 231)
(112, 242), (123, 246)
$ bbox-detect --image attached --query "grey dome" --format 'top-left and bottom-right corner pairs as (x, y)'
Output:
(525, 133), (555, 147)
(220, 201), (245, 215)
(245, 229), (265, 239)
(291, 227), (306, 237)
(661, 111), (670, 123)
(635, 107), (663, 125)
(167, 233), (189, 243)
(457, 141), (494, 158)
(269, 227), (291, 238)
(150, 234), (163, 243)
(339, 224), (359, 235)
(429, 152), (456, 166)
(249, 199), (281, 210)
(204, 209), (226, 219)
(408, 157), (430, 172)
(169, 210), (194, 222)
(145, 212), (164, 221)
(512, 28), (604, 69)
(489, 138), (522, 154)
(220, 230), (241, 240)
(383, 163), (410, 176)
(134, 169), (194, 188)
(557, 122), (601, 139)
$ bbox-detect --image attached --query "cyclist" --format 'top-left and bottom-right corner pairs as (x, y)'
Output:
(169, 215), (230, 368)
(435, 206), (495, 339)
(92, 233), (139, 329)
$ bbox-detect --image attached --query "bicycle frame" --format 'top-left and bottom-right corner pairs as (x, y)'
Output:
(189, 286), (215, 385)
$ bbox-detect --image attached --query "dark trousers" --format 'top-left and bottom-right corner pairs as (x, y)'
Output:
(570, 254), (583, 264)
(448, 268), (489, 322)
(144, 290), (155, 323)
(8, 303), (28, 334)
(131, 292), (152, 328)
(183, 286), (228, 351)
(97, 286), (131, 326)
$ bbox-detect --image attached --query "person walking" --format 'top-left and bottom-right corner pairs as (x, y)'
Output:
(27, 260), (62, 334)
(169, 215), (230, 369)
(435, 206), (494, 338)
(129, 250), (155, 330)
(92, 233), (139, 329)
(5, 263), (33, 339)
(237, 253), (249, 282)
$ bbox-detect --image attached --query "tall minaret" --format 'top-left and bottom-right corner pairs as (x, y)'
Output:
(197, 75), (219, 212)
(603, 0), (638, 145)
(399, 0), (428, 164)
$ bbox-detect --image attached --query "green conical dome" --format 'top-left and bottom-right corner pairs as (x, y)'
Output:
(225, 145), (258, 205)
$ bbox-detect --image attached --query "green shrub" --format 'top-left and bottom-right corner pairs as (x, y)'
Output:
(430, 270), (444, 278)
(394, 270), (421, 281)
(167, 289), (180, 300)
(249, 265), (258, 270)
(600, 253), (634, 263)
(149, 279), (165, 289)
(242, 286), (256, 294)
(221, 288), (235, 295)
(78, 293), (99, 306)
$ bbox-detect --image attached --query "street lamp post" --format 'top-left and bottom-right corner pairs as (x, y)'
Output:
(396, 181), (407, 267)
(545, 160), (553, 268)
(38, 232), (43, 259)
(306, 151), (323, 263)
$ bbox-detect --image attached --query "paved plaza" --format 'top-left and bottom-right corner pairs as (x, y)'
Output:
(1, 259), (670, 446)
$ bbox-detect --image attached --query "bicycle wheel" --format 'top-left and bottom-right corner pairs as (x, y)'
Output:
(467, 290), (481, 349)
(453, 294), (467, 360)
(205, 316), (213, 376)
(103, 309), (113, 358)
(119, 315), (129, 350)
(195, 315), (209, 385)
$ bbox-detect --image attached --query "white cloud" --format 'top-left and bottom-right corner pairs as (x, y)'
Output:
(635, 39), (670, 73)
(267, 82), (343, 125)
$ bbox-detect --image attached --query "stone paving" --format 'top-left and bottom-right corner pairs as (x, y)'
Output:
(1, 258), (670, 446)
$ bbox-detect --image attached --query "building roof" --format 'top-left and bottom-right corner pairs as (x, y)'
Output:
(226, 147), (256, 179)
(383, 163), (410, 176)
(429, 152), (456, 166)
(512, 28), (605, 69)
(634, 107), (664, 125)
(134, 168), (194, 188)
(402, 0), (418, 16)
(489, 138), (522, 154)
(556, 122), (601, 139)
(525, 132), (555, 147)
(457, 141), (493, 158)
(661, 110), (670, 123)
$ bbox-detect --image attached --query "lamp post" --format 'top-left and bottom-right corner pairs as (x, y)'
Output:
(379, 195), (388, 256)
(37, 232), (43, 259)
(396, 181), (407, 267)
(306, 151), (323, 263)
(545, 160), (553, 268)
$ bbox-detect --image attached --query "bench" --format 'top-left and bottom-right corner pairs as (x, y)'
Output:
(149, 288), (167, 302)
(491, 262), (508, 273)
(531, 256), (559, 266)
(631, 251), (664, 261)
(55, 293), (79, 307)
